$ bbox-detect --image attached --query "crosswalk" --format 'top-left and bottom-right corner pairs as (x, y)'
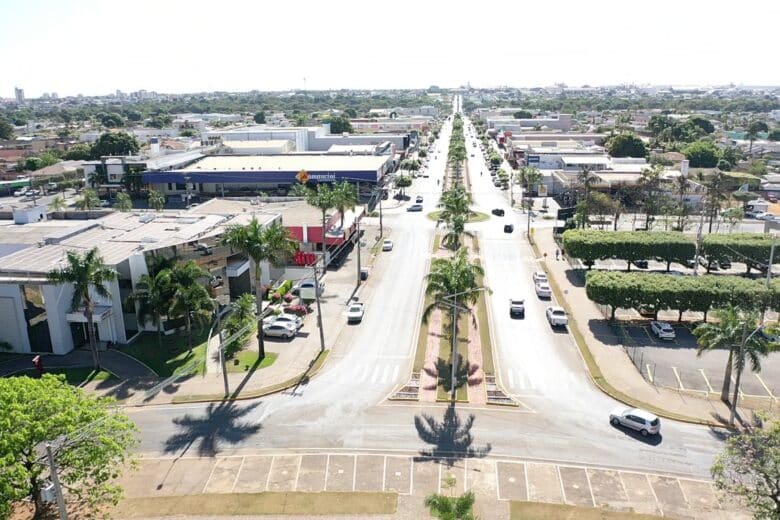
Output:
(505, 369), (541, 392)
(346, 363), (401, 385)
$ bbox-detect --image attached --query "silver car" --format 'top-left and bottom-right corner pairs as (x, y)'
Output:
(609, 407), (661, 437)
(264, 313), (303, 329)
(262, 322), (297, 339)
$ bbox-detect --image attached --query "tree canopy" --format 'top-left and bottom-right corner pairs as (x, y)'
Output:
(90, 132), (140, 158)
(683, 140), (721, 168)
(253, 111), (266, 124)
(512, 110), (532, 119)
(606, 133), (647, 158)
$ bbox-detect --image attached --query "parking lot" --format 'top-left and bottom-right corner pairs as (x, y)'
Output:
(571, 256), (778, 278)
(612, 321), (780, 400)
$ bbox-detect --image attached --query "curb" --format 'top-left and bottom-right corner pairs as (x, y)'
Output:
(170, 350), (330, 404)
(529, 238), (731, 430)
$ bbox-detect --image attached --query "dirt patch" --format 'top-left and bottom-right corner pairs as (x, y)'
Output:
(510, 501), (664, 520)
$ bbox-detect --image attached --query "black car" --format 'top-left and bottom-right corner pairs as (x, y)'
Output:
(504, 224), (514, 233)
(492, 208), (505, 216)
(632, 259), (649, 269)
(717, 258), (732, 269)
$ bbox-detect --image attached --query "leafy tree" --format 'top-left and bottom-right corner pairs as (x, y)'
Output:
(46, 248), (116, 368)
(395, 175), (412, 197)
(424, 490), (477, 520)
(0, 374), (137, 519)
(512, 110), (532, 119)
(689, 116), (715, 134)
(63, 143), (93, 161)
(331, 181), (358, 228)
(0, 118), (13, 139)
(145, 114), (172, 129)
(606, 133), (647, 158)
(746, 120), (769, 153)
(720, 145), (744, 168)
(123, 109), (142, 122)
(253, 111), (266, 124)
(75, 189), (100, 210)
(179, 129), (197, 137)
(48, 194), (67, 212)
(126, 269), (173, 349)
(220, 220), (297, 359)
(749, 159), (768, 176)
(148, 189), (165, 212)
(24, 157), (43, 171)
(97, 112), (125, 128)
(768, 128), (780, 141)
(711, 418), (780, 519)
(716, 159), (732, 171)
(114, 191), (133, 212)
(684, 141), (720, 167)
(90, 132), (140, 158)
(648, 114), (673, 138)
(323, 114), (353, 134)
(344, 108), (357, 118)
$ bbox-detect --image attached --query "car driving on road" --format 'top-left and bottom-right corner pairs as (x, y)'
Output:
(509, 299), (525, 318)
(650, 321), (675, 340)
(407, 204), (423, 212)
(382, 239), (393, 251)
(346, 302), (365, 324)
(491, 208), (505, 216)
(545, 306), (568, 327)
(609, 407), (660, 437)
(534, 281), (551, 298)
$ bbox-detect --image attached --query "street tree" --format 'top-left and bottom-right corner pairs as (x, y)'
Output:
(114, 191), (132, 212)
(75, 188), (100, 210)
(395, 175), (412, 197)
(148, 189), (165, 212)
(0, 374), (137, 519)
(90, 132), (139, 158)
(46, 248), (116, 369)
(711, 418), (780, 519)
(331, 181), (358, 229)
(220, 220), (298, 359)
(606, 133), (647, 158)
(253, 111), (266, 124)
(48, 195), (67, 212)
(423, 248), (484, 326)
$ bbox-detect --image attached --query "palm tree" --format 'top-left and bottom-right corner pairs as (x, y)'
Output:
(423, 248), (485, 331)
(126, 269), (172, 349)
(220, 219), (298, 359)
(47, 247), (116, 368)
(149, 189), (165, 212)
(424, 491), (477, 520)
(114, 191), (133, 212)
(169, 259), (209, 288)
(438, 186), (472, 223)
(292, 183), (334, 255)
(76, 188), (100, 210)
(332, 181), (358, 229)
(674, 174), (689, 230)
(223, 293), (257, 357)
(169, 282), (214, 353)
(746, 120), (768, 154)
(48, 194), (66, 212)
(442, 214), (473, 251)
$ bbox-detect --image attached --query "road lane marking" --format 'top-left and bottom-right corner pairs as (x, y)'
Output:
(370, 365), (380, 383)
(507, 370), (514, 387)
(671, 367), (685, 390)
(699, 369), (714, 393)
(381, 365), (391, 383)
(754, 374), (776, 399)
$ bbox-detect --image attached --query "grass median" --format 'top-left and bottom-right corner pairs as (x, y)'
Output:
(510, 501), (663, 520)
(115, 492), (397, 517)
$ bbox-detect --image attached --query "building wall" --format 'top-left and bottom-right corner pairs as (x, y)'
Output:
(0, 283), (31, 353)
(41, 283), (75, 355)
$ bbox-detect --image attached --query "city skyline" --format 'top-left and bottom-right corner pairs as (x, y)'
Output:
(2, 0), (778, 98)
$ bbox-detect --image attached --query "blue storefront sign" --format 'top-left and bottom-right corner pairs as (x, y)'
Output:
(143, 169), (380, 185)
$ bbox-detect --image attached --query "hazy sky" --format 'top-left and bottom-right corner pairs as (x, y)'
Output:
(2, 0), (777, 98)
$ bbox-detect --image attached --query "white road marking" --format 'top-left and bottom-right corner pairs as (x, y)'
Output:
(381, 365), (391, 383)
(671, 367), (685, 390)
(754, 374), (776, 399)
(202, 458), (220, 493)
(507, 370), (514, 387)
(699, 369), (714, 393)
(370, 365), (381, 383)
(230, 457), (245, 493)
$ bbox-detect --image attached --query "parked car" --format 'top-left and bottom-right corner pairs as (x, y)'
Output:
(545, 306), (568, 327)
(535, 281), (552, 298)
(407, 204), (424, 212)
(415, 195), (424, 203)
(532, 271), (548, 284)
(264, 313), (303, 329)
(717, 258), (732, 270)
(491, 208), (505, 216)
(609, 407), (661, 437)
(382, 239), (393, 251)
(262, 322), (298, 339)
(755, 212), (772, 220)
(503, 223), (514, 233)
(99, 200), (110, 208)
(632, 259), (648, 269)
(292, 279), (324, 296)
(346, 302), (365, 324)
(13, 188), (29, 197)
(650, 321), (675, 340)
(509, 299), (525, 318)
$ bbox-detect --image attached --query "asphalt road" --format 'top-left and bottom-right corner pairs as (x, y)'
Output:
(127, 98), (728, 480)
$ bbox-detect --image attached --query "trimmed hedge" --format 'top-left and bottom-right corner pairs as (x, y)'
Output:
(702, 233), (776, 271)
(585, 271), (780, 320)
(563, 230), (695, 271)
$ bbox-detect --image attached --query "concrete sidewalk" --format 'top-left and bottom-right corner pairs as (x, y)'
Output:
(534, 227), (745, 427)
(0, 349), (157, 379)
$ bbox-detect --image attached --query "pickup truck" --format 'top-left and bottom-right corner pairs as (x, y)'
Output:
(509, 299), (525, 318)
(346, 302), (365, 324)
(546, 306), (568, 327)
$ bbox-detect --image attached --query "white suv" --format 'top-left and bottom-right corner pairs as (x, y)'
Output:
(532, 271), (548, 284)
(650, 321), (675, 340)
(546, 306), (568, 327)
(610, 407), (661, 437)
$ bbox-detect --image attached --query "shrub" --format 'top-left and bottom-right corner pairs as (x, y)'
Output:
(283, 293), (294, 303)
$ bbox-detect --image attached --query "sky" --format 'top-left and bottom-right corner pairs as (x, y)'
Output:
(1, 0), (778, 98)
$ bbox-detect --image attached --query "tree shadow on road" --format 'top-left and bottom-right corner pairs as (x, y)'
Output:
(414, 403), (491, 467)
(422, 357), (471, 391)
(163, 401), (262, 457)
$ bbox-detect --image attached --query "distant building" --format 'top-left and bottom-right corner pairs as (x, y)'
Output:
(14, 87), (24, 105)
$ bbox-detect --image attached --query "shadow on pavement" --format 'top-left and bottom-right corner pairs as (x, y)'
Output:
(565, 269), (586, 288)
(423, 357), (472, 392)
(588, 319), (625, 347)
(164, 401), (262, 457)
(414, 403), (492, 466)
(609, 422), (663, 446)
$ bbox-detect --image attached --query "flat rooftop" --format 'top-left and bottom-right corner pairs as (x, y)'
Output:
(178, 154), (389, 173)
(225, 140), (293, 149)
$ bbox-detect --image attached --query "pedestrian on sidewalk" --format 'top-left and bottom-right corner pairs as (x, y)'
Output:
(555, 249), (560, 261)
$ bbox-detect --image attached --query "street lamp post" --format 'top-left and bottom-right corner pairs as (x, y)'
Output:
(45, 444), (68, 520)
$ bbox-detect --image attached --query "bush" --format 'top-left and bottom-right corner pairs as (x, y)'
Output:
(562, 229), (695, 271)
(277, 279), (293, 296)
(283, 293), (294, 303)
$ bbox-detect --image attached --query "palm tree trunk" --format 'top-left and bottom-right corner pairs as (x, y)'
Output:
(186, 313), (193, 353)
(157, 320), (163, 350)
(730, 361), (743, 425)
(721, 348), (733, 402)
(254, 262), (266, 360)
(85, 308), (100, 369)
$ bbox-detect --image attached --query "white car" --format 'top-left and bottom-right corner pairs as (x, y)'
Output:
(293, 279), (323, 296)
(346, 302), (365, 324)
(13, 188), (28, 197)
(650, 321), (675, 340)
(262, 321), (298, 339)
(532, 271), (548, 284)
(264, 313), (303, 329)
(382, 239), (393, 251)
(535, 281), (552, 298)
(546, 306), (568, 327)
(609, 407), (661, 437)
(755, 212), (772, 220)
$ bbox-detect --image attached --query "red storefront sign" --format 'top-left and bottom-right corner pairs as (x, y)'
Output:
(293, 250), (317, 266)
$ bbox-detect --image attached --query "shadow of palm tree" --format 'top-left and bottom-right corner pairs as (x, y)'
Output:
(423, 357), (471, 392)
(414, 403), (491, 466)
(164, 401), (262, 457)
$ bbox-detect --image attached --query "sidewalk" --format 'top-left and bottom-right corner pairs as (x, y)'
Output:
(534, 227), (744, 427)
(0, 349), (156, 379)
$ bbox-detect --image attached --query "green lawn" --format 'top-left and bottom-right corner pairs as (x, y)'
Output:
(226, 350), (278, 373)
(11, 368), (112, 386)
(427, 210), (489, 223)
(120, 330), (209, 377)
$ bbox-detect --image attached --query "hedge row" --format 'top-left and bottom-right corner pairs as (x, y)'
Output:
(585, 271), (780, 320)
(563, 229), (777, 271)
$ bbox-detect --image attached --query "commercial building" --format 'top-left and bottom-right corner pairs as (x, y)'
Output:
(486, 114), (573, 133)
(14, 87), (24, 105)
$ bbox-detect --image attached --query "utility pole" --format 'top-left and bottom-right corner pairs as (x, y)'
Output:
(355, 211), (362, 286)
(313, 255), (325, 352)
(46, 444), (68, 520)
(765, 236), (776, 288)
(692, 208), (706, 276)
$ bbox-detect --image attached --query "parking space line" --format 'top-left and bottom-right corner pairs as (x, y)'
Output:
(671, 367), (685, 390)
(323, 455), (330, 490)
(645, 364), (654, 384)
(645, 474), (664, 516)
(352, 455), (357, 491)
(557, 465), (567, 504)
(409, 458), (413, 495)
(523, 463), (530, 502)
(202, 458), (220, 493)
(293, 454), (303, 491)
(437, 463), (442, 494)
(583, 467), (596, 507)
(265, 456), (275, 492)
(676, 478), (690, 506)
(699, 369), (714, 393)
(754, 374), (776, 399)
(230, 457), (245, 493)
(382, 456), (387, 492)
